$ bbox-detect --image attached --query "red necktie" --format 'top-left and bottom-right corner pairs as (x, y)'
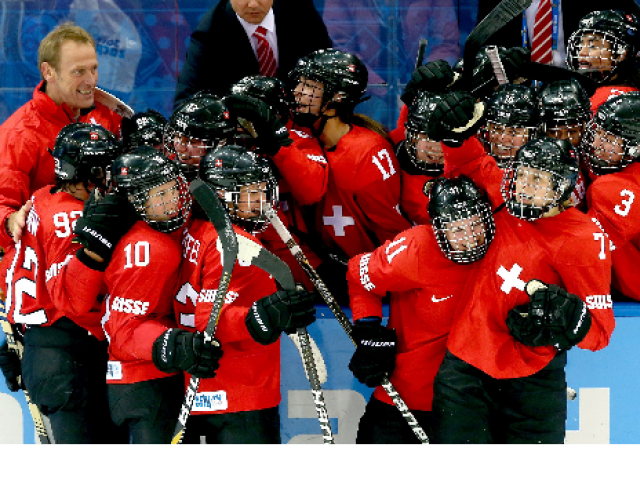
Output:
(253, 26), (277, 77)
(530, 0), (553, 64)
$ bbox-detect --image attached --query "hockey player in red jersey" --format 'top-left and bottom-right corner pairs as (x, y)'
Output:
(102, 147), (222, 443)
(287, 48), (412, 302)
(423, 92), (615, 443)
(2, 123), (133, 443)
(567, 10), (640, 112)
(173, 145), (316, 443)
(580, 92), (640, 301)
(396, 91), (446, 225)
(347, 175), (495, 443)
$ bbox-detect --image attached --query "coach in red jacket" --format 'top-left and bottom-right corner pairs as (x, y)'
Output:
(0, 22), (122, 250)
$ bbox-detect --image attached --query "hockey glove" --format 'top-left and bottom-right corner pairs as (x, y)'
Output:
(225, 93), (293, 156)
(348, 317), (397, 388)
(152, 329), (223, 378)
(506, 280), (592, 350)
(401, 60), (455, 105)
(245, 289), (316, 345)
(0, 341), (21, 392)
(426, 91), (485, 147)
(73, 193), (139, 264)
(501, 46), (531, 82)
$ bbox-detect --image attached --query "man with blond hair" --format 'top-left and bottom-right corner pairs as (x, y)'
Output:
(0, 22), (122, 249)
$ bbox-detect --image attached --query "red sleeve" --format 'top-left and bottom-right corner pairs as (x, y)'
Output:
(272, 128), (329, 206)
(104, 227), (181, 362)
(347, 226), (441, 320)
(442, 137), (505, 208)
(0, 136), (40, 249)
(389, 104), (409, 146)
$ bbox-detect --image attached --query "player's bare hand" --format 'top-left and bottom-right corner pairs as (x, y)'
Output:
(8, 200), (32, 244)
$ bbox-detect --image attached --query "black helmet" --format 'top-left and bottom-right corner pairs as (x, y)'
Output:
(111, 146), (191, 233)
(199, 145), (278, 233)
(121, 109), (167, 152)
(453, 46), (507, 100)
(230, 75), (293, 121)
(580, 91), (640, 175)
(288, 48), (368, 127)
(52, 123), (122, 189)
(403, 91), (445, 176)
(427, 175), (495, 264)
(479, 84), (541, 167)
(501, 138), (579, 220)
(567, 10), (640, 83)
(164, 91), (237, 180)
(539, 79), (592, 146)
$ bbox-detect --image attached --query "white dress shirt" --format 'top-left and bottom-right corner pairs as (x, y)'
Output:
(526, 0), (567, 68)
(236, 9), (280, 70)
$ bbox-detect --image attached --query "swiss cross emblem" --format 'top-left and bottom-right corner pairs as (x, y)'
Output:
(348, 64), (356, 72)
(215, 158), (223, 167)
(223, 111), (230, 119)
(90, 131), (99, 140)
(120, 167), (128, 175)
(627, 14), (634, 22)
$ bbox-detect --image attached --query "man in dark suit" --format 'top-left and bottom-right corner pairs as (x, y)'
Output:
(173, 0), (332, 109)
(475, 1), (640, 67)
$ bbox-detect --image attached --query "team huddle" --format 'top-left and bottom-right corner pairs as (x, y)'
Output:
(0, 8), (639, 444)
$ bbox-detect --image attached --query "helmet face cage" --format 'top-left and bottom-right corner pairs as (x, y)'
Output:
(164, 124), (225, 181)
(567, 29), (630, 83)
(539, 81), (592, 147)
(480, 121), (539, 167)
(432, 200), (495, 264)
(501, 146), (578, 220)
(221, 177), (279, 234)
(580, 119), (636, 175)
(404, 126), (444, 175)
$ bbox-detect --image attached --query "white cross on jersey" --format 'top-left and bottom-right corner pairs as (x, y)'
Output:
(323, 205), (355, 237)
(497, 263), (526, 294)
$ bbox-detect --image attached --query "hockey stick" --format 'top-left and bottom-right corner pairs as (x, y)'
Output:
(171, 179), (239, 445)
(265, 210), (429, 444)
(462, 0), (532, 85)
(94, 87), (135, 119)
(0, 301), (50, 444)
(234, 234), (334, 444)
(415, 38), (428, 70)
(485, 45), (509, 85)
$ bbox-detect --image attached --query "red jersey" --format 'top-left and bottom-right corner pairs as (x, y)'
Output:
(400, 170), (432, 226)
(585, 162), (640, 301)
(389, 104), (409, 146)
(316, 124), (412, 259)
(590, 85), (639, 114)
(348, 225), (473, 411)
(174, 218), (280, 414)
(3, 186), (104, 338)
(102, 222), (182, 384)
(443, 139), (615, 378)
(0, 81), (122, 249)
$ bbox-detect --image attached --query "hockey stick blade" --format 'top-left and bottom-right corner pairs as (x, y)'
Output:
(171, 179), (239, 445)
(265, 210), (429, 443)
(462, 0), (532, 84)
(94, 87), (134, 118)
(234, 232), (334, 443)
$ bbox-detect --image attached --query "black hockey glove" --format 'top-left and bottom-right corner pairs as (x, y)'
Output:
(348, 317), (397, 388)
(225, 93), (293, 156)
(0, 341), (21, 392)
(152, 329), (223, 378)
(506, 280), (592, 350)
(401, 60), (455, 106)
(245, 289), (316, 345)
(501, 46), (531, 81)
(425, 91), (485, 147)
(73, 193), (139, 264)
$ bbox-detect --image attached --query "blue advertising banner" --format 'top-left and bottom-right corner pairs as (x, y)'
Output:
(1, 303), (639, 444)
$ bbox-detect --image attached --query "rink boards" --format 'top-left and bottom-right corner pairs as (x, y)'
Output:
(1, 303), (638, 444)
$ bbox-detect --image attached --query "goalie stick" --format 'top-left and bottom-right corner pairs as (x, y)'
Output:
(265, 210), (430, 444)
(462, 0), (532, 85)
(171, 179), (239, 445)
(0, 301), (50, 444)
(234, 234), (334, 444)
(94, 87), (134, 119)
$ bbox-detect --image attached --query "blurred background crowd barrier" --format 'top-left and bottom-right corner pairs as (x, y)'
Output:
(0, 0), (479, 129)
